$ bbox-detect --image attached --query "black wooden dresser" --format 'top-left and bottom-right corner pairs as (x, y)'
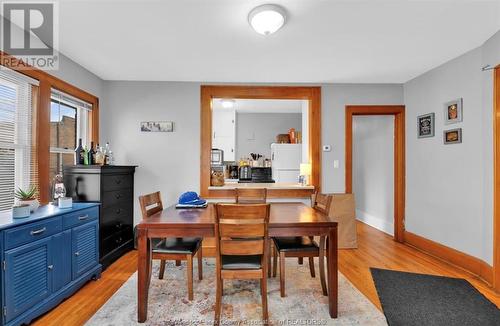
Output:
(63, 165), (137, 269)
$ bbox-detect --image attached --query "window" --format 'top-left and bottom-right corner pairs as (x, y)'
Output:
(0, 69), (38, 211)
(49, 90), (92, 182)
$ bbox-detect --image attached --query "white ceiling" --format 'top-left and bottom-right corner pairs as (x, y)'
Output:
(56, 0), (500, 83)
(212, 99), (303, 113)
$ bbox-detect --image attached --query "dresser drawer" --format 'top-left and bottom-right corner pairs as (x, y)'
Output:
(102, 174), (133, 192)
(5, 217), (62, 250)
(101, 189), (133, 209)
(62, 207), (99, 229)
(101, 229), (133, 256)
(102, 203), (133, 223)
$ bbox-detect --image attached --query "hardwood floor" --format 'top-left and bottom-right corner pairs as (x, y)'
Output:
(32, 251), (137, 326)
(33, 221), (500, 325)
(339, 221), (500, 310)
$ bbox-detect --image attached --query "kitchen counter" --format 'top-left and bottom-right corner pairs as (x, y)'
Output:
(208, 182), (315, 190)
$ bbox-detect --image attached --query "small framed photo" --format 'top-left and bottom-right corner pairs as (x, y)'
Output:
(140, 121), (174, 132)
(443, 128), (462, 145)
(417, 113), (435, 138)
(444, 98), (463, 124)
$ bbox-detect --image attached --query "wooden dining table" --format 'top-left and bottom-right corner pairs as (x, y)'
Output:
(136, 202), (338, 323)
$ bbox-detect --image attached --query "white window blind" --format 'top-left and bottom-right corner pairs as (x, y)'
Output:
(0, 69), (38, 211)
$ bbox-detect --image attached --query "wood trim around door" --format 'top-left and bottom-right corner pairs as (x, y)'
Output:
(200, 85), (321, 199)
(493, 66), (500, 291)
(345, 105), (405, 242)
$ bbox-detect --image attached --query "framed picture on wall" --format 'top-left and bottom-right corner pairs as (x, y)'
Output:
(140, 121), (174, 132)
(444, 98), (463, 124)
(443, 128), (462, 144)
(417, 113), (435, 138)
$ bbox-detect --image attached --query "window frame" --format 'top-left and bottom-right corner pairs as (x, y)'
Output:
(0, 51), (99, 204)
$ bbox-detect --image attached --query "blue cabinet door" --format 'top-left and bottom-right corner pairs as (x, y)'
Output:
(4, 237), (53, 322)
(72, 220), (99, 280)
(52, 230), (72, 292)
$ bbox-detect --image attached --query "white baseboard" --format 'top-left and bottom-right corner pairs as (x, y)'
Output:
(356, 209), (394, 236)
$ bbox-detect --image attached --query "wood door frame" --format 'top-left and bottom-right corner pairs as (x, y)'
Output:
(345, 105), (406, 242)
(201, 85), (321, 199)
(493, 66), (500, 291)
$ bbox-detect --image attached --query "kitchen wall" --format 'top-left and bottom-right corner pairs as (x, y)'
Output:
(403, 29), (500, 264)
(235, 112), (301, 159)
(353, 116), (395, 235)
(101, 82), (404, 223)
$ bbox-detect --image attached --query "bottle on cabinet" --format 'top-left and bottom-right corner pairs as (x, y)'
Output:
(89, 141), (96, 165)
(75, 138), (84, 165)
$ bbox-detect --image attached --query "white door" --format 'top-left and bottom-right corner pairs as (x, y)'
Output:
(212, 108), (235, 161)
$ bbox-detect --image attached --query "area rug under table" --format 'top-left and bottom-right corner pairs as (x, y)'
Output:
(87, 259), (386, 325)
(371, 268), (500, 326)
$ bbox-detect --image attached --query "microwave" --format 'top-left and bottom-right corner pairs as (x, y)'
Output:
(211, 149), (224, 166)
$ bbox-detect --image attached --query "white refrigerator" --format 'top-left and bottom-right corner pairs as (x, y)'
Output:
(271, 143), (302, 183)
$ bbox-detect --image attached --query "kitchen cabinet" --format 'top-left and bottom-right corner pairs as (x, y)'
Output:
(212, 107), (235, 162)
(0, 203), (101, 326)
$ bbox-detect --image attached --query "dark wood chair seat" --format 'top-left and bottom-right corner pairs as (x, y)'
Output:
(273, 236), (319, 252)
(154, 237), (202, 254)
(221, 255), (262, 270)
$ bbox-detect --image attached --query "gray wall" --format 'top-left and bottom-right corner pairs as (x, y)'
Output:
(403, 29), (500, 264)
(100, 82), (404, 223)
(353, 116), (395, 235)
(321, 84), (404, 193)
(235, 112), (301, 160)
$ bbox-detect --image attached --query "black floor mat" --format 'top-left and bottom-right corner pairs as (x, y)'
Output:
(370, 268), (500, 326)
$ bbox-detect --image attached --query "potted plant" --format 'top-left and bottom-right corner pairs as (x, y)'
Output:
(14, 185), (39, 213)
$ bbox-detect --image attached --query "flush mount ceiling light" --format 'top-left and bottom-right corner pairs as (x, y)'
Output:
(221, 99), (235, 108)
(248, 4), (287, 35)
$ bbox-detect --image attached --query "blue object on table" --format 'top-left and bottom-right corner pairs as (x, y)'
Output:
(178, 191), (207, 206)
(0, 203), (102, 325)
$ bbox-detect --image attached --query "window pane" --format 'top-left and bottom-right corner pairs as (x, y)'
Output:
(49, 152), (73, 183)
(50, 100), (77, 149)
(0, 148), (15, 210)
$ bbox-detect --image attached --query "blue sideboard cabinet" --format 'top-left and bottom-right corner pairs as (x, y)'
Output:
(0, 203), (102, 326)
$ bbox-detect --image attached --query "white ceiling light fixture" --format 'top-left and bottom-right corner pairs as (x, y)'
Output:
(248, 4), (287, 35)
(220, 99), (235, 108)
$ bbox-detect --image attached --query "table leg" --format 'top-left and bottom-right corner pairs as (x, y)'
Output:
(328, 227), (338, 318)
(137, 228), (151, 323)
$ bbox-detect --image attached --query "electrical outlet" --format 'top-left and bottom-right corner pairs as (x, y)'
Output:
(333, 160), (339, 168)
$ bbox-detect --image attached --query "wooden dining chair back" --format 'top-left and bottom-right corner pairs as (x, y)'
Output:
(139, 191), (163, 218)
(137, 191), (203, 301)
(235, 188), (267, 204)
(312, 192), (333, 215)
(214, 203), (270, 325)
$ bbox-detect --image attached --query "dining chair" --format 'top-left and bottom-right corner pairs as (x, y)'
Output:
(214, 203), (271, 325)
(271, 192), (332, 297)
(137, 191), (203, 300)
(235, 188), (267, 203)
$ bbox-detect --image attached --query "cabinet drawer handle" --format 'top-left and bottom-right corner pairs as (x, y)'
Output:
(116, 208), (122, 214)
(115, 237), (123, 244)
(78, 215), (89, 220)
(48, 265), (53, 270)
(75, 252), (80, 256)
(115, 179), (122, 184)
(30, 227), (46, 236)
(115, 193), (122, 199)
(115, 222), (122, 229)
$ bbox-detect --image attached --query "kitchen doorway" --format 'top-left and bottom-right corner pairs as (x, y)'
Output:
(345, 105), (405, 242)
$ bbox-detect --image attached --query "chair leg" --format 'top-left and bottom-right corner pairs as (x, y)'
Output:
(319, 236), (328, 296)
(214, 276), (222, 325)
(273, 247), (278, 277)
(197, 247), (203, 280)
(279, 251), (286, 297)
(187, 255), (193, 301)
(298, 257), (303, 265)
(308, 257), (316, 278)
(176, 260), (181, 266)
(159, 260), (166, 279)
(267, 242), (272, 277)
(261, 278), (269, 324)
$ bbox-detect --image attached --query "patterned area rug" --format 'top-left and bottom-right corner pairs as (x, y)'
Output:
(87, 259), (386, 325)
